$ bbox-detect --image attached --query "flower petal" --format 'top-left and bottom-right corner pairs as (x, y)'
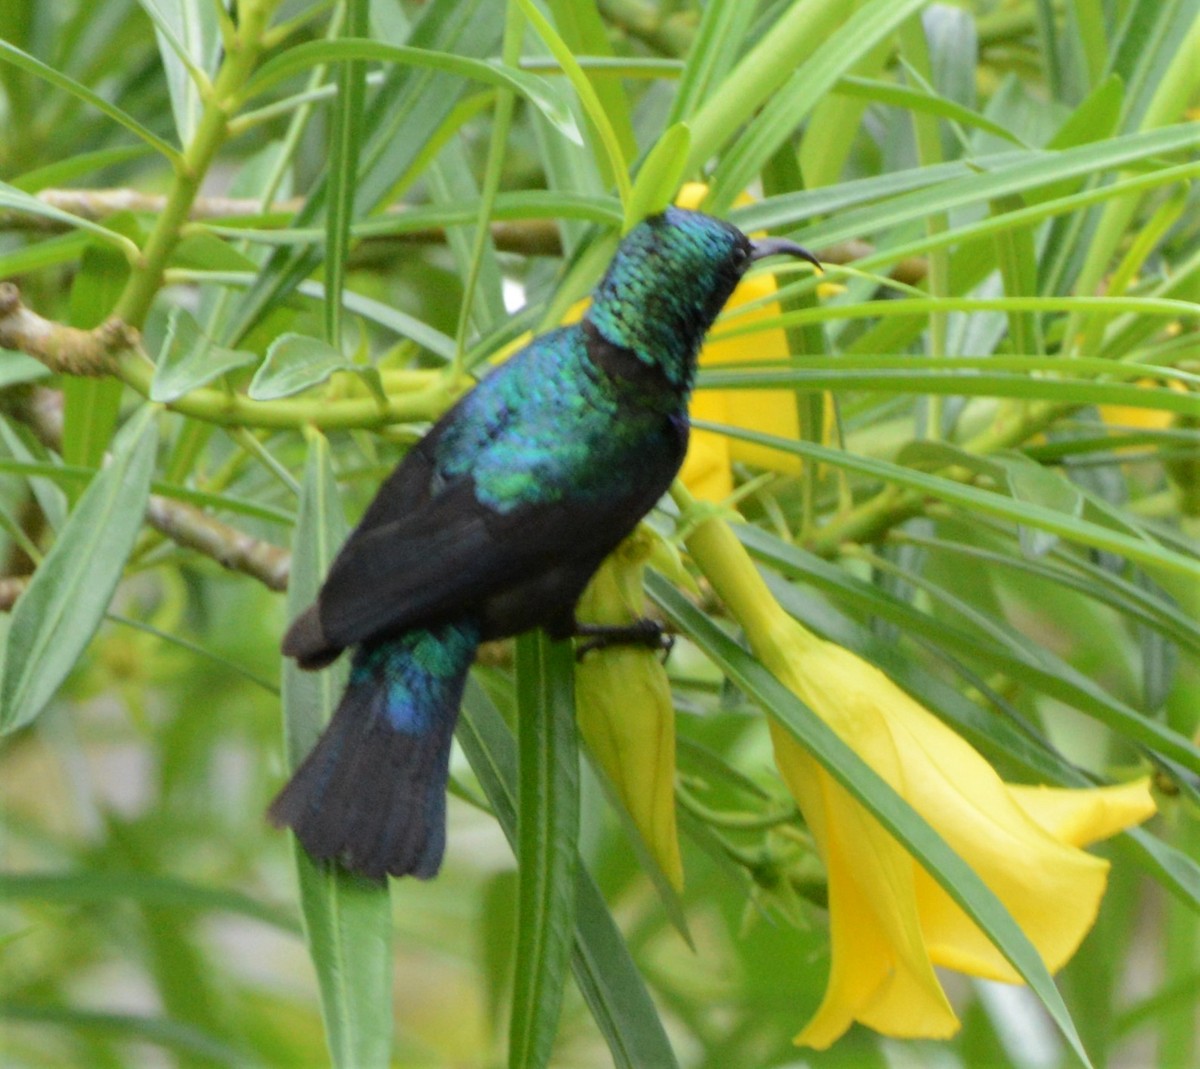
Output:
(1007, 780), (1156, 848)
(771, 725), (958, 1048)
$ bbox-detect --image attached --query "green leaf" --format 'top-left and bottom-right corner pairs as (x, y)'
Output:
(997, 452), (1085, 557)
(249, 333), (351, 401)
(0, 351), (49, 389)
(736, 525), (1200, 774)
(0, 180), (140, 261)
(281, 432), (393, 1069)
(695, 420), (1200, 585)
(707, 0), (929, 211)
(63, 230), (138, 473)
(626, 122), (691, 228)
(666, 0), (757, 127)
(769, 123), (1200, 251)
(458, 684), (679, 1069)
(136, 0), (219, 144)
(511, 632), (579, 1069)
(648, 575), (1096, 1069)
(324, 0), (369, 347)
(244, 39), (580, 147)
(223, 0), (506, 345)
(542, 0), (636, 159)
(150, 306), (256, 402)
(0, 1003), (245, 1065)
(0, 406), (158, 734)
(0, 35), (182, 164)
(0, 230), (92, 279)
(0, 871), (300, 934)
(514, 0), (629, 209)
(10, 145), (153, 193)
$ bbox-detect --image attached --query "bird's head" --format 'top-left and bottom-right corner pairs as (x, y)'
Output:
(585, 207), (818, 391)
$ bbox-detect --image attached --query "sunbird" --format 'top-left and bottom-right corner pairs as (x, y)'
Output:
(271, 207), (818, 880)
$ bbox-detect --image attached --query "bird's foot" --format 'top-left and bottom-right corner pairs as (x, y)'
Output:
(573, 618), (674, 661)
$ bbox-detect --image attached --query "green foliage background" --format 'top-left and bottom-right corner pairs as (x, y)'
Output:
(1, 1), (1198, 1066)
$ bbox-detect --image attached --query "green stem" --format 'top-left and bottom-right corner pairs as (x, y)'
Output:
(801, 397), (1064, 557)
(112, 0), (279, 328)
(114, 353), (465, 430)
(453, 2), (523, 375)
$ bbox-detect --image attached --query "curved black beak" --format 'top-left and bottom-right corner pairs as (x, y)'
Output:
(748, 236), (822, 271)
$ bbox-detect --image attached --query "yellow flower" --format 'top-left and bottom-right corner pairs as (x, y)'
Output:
(575, 531), (684, 890)
(1098, 377), (1185, 436)
(683, 511), (1157, 1048)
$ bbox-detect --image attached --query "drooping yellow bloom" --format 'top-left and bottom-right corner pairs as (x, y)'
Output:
(682, 509), (1157, 1048)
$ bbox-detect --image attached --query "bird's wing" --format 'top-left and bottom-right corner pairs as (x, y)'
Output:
(312, 472), (659, 649)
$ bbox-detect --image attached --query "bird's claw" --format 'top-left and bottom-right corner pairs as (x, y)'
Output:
(573, 618), (674, 662)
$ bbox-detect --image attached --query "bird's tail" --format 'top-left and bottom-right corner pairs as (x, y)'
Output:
(269, 620), (480, 880)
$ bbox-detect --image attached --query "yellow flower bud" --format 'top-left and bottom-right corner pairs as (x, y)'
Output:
(575, 532), (684, 890)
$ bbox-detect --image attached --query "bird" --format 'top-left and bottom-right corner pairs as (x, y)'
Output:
(269, 207), (819, 880)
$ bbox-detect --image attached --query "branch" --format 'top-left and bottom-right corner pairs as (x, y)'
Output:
(1, 188), (565, 257)
(0, 575), (28, 612)
(0, 283), (136, 376)
(0, 188), (306, 228)
(145, 496), (290, 591)
(2, 385), (292, 595)
(1, 189), (926, 280)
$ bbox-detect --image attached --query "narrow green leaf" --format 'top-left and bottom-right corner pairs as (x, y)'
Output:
(897, 531), (1200, 658)
(708, 0), (929, 211)
(998, 453), (1084, 557)
(626, 122), (691, 228)
(0, 406), (158, 734)
(666, 0), (757, 127)
(1121, 828), (1200, 916)
(10, 145), (153, 193)
(775, 124), (1200, 252)
(136, 0), (218, 144)
(458, 684), (679, 1069)
(0, 39), (183, 164)
(0, 420), (68, 533)
(695, 420), (1200, 584)
(244, 39), (581, 146)
(222, 1), (506, 344)
(63, 234), (135, 473)
(514, 0), (630, 210)
(0, 352), (48, 389)
(686, 0), (847, 176)
(150, 307), (256, 402)
(0, 1003), (244, 1065)
(511, 633), (579, 1069)
(281, 432), (393, 1069)
(0, 230), (92, 279)
(833, 75), (1025, 146)
(324, 0), (369, 347)
(648, 575), (1095, 1069)
(542, 0), (637, 158)
(0, 871), (300, 934)
(0, 180), (140, 261)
